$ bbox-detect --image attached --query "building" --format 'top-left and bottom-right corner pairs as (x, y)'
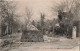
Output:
(21, 23), (44, 42)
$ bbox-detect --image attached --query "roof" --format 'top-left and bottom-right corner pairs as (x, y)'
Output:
(27, 24), (39, 31)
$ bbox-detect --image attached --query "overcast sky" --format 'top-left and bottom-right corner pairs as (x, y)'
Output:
(12, 0), (62, 23)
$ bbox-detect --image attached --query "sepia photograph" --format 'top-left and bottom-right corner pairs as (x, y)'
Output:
(0, 0), (80, 51)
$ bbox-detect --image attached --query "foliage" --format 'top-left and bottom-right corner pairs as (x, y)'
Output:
(0, 0), (20, 34)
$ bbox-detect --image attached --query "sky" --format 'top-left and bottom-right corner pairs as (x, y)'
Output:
(12, 0), (61, 23)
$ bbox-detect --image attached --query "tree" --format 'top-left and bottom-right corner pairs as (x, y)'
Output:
(52, 0), (80, 18)
(23, 8), (33, 31)
(40, 13), (45, 34)
(32, 20), (35, 26)
(0, 0), (18, 36)
(51, 0), (80, 37)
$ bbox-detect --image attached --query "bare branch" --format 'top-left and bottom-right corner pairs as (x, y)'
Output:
(25, 8), (33, 20)
(52, 0), (80, 16)
(24, 8), (33, 27)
